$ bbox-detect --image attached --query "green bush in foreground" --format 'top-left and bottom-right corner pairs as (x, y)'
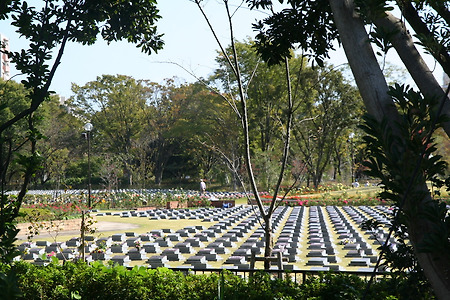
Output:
(0, 260), (436, 299)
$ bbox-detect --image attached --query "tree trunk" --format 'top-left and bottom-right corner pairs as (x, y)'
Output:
(373, 12), (450, 138)
(232, 171), (238, 191)
(329, 0), (450, 298)
(328, 0), (400, 125)
(398, 1), (450, 78)
(154, 164), (164, 185)
(333, 149), (342, 180)
(406, 190), (450, 300)
(264, 217), (273, 269)
(154, 172), (162, 185)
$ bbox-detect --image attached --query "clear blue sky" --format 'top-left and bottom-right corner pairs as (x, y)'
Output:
(0, 0), (443, 98)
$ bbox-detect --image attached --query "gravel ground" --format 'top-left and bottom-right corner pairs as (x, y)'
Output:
(16, 221), (139, 240)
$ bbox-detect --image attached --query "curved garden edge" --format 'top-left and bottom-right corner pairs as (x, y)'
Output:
(15, 217), (139, 240)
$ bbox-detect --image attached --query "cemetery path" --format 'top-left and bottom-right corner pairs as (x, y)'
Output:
(16, 221), (139, 240)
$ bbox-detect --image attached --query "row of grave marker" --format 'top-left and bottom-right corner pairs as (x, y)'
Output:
(16, 205), (395, 271)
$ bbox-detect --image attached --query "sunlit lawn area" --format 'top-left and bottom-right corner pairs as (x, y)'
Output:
(19, 216), (218, 243)
(94, 216), (218, 236)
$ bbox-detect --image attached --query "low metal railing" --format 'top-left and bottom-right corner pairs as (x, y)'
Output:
(127, 266), (388, 284)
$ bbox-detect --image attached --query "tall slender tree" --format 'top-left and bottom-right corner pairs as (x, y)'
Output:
(194, 0), (295, 268)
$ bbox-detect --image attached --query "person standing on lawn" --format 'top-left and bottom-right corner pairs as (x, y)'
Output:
(200, 179), (206, 194)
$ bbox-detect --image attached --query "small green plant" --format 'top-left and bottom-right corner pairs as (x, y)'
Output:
(299, 272), (364, 299)
(0, 265), (22, 300)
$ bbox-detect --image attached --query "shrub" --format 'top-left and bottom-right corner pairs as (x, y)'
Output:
(3, 260), (437, 299)
(246, 271), (300, 299)
(369, 273), (435, 300)
(298, 272), (364, 299)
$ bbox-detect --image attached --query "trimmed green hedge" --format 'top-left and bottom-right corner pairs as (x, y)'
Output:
(0, 261), (435, 300)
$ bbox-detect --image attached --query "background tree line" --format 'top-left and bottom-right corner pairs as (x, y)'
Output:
(3, 39), (372, 192)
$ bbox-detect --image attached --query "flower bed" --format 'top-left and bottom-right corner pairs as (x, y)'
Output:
(252, 195), (388, 206)
(20, 202), (87, 222)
